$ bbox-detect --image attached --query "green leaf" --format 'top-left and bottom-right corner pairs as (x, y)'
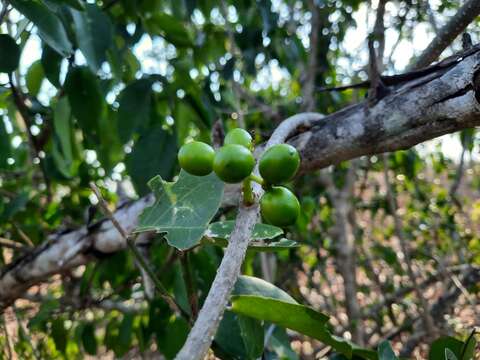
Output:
(233, 276), (296, 303)
(125, 126), (177, 195)
(114, 314), (134, 357)
(231, 296), (377, 360)
(41, 44), (63, 87)
(81, 323), (98, 355)
(446, 349), (459, 360)
(238, 311), (265, 359)
(205, 238), (300, 253)
(204, 221), (299, 251)
(156, 317), (189, 359)
(117, 78), (153, 143)
(47, 0), (85, 11)
(378, 341), (398, 360)
(267, 326), (299, 360)
(215, 311), (264, 359)
(144, 13), (193, 47)
(26, 60), (45, 97)
(135, 170), (224, 250)
(51, 97), (75, 178)
(64, 66), (103, 138)
(71, 4), (113, 72)
(10, 0), (72, 56)
(460, 332), (477, 360)
(50, 319), (67, 354)
(0, 117), (12, 169)
(207, 221), (283, 241)
(429, 337), (464, 360)
(0, 192), (29, 222)
(0, 34), (20, 73)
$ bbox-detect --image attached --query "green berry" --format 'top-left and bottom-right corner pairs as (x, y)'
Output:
(224, 128), (253, 149)
(260, 186), (300, 227)
(259, 144), (300, 184)
(213, 144), (255, 183)
(178, 141), (215, 176)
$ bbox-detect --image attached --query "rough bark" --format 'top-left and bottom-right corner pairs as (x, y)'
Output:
(2, 48), (480, 312)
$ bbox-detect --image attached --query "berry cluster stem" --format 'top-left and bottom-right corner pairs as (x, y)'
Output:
(242, 178), (254, 206)
(249, 174), (264, 185)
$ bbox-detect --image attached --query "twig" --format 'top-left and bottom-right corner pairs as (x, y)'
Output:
(0, 237), (26, 251)
(8, 75), (52, 201)
(409, 0), (480, 70)
(89, 183), (185, 317)
(175, 112), (323, 360)
(1, 314), (14, 360)
(181, 252), (198, 320)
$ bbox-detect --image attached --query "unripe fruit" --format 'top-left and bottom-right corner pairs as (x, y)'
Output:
(178, 141), (215, 176)
(224, 128), (253, 149)
(259, 144), (300, 184)
(213, 144), (255, 183)
(260, 186), (300, 227)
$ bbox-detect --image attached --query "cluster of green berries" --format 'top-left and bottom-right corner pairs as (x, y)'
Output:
(178, 128), (301, 227)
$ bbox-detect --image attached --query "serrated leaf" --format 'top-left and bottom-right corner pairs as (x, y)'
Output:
(231, 296), (377, 360)
(378, 340), (398, 360)
(135, 170), (224, 249)
(71, 4), (113, 72)
(10, 0), (72, 56)
(0, 34), (20, 73)
(206, 221), (283, 241)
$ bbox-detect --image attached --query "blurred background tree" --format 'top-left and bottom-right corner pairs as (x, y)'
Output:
(0, 0), (479, 358)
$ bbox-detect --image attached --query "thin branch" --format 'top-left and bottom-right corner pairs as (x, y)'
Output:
(175, 112), (323, 360)
(0, 238), (26, 251)
(181, 252), (198, 320)
(1, 314), (14, 360)
(409, 0), (480, 70)
(8, 75), (52, 201)
(89, 183), (185, 317)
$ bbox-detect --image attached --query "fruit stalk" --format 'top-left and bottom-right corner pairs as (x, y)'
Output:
(242, 178), (254, 206)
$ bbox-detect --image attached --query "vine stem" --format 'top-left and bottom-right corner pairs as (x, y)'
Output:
(175, 112), (323, 360)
